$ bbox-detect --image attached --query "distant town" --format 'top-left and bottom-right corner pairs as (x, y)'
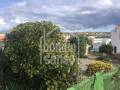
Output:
(0, 26), (119, 54)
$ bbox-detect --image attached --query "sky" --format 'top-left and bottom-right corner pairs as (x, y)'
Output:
(0, 0), (120, 33)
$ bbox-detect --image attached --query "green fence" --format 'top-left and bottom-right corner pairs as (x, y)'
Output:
(67, 68), (120, 90)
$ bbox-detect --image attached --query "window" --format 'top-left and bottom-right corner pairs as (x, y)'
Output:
(114, 46), (117, 54)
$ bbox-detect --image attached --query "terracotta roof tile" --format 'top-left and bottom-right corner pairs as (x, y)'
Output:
(0, 34), (6, 41)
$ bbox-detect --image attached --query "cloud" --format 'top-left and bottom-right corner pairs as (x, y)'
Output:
(15, 1), (27, 7)
(0, 18), (10, 32)
(80, 10), (97, 15)
(97, 0), (113, 6)
(0, 0), (120, 32)
(0, 18), (6, 25)
(10, 16), (28, 24)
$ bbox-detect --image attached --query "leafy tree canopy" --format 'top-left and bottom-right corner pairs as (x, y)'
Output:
(69, 35), (92, 58)
(4, 21), (78, 89)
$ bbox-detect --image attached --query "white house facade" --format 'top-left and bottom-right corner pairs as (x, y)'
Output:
(90, 37), (111, 52)
(111, 25), (120, 54)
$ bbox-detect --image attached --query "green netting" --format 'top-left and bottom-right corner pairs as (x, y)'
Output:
(103, 71), (116, 90)
(113, 78), (120, 90)
(93, 73), (104, 90)
(67, 77), (94, 90)
(111, 69), (120, 90)
(67, 68), (120, 90)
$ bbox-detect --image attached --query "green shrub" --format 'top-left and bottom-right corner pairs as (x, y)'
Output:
(69, 36), (92, 58)
(96, 56), (112, 62)
(86, 61), (112, 75)
(99, 44), (113, 54)
(4, 21), (79, 90)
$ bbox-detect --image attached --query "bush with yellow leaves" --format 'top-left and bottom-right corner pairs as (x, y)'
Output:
(86, 61), (112, 75)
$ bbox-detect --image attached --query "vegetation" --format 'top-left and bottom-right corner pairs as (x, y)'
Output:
(69, 35), (92, 58)
(86, 61), (112, 75)
(0, 21), (117, 90)
(3, 21), (80, 89)
(0, 41), (4, 46)
(99, 44), (113, 55)
(96, 56), (112, 62)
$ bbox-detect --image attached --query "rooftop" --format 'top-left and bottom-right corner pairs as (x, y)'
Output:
(0, 34), (6, 41)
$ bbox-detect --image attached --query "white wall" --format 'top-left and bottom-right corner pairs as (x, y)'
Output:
(111, 26), (120, 54)
(92, 38), (111, 52)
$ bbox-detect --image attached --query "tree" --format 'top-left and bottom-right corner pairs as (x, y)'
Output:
(4, 21), (77, 89)
(99, 44), (113, 55)
(69, 35), (92, 58)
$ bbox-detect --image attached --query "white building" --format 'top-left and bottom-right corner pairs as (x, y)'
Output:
(111, 25), (120, 54)
(90, 37), (111, 52)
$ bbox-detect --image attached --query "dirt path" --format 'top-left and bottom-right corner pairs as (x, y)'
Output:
(87, 54), (98, 60)
(79, 58), (95, 71)
(79, 54), (120, 71)
(112, 59), (120, 65)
